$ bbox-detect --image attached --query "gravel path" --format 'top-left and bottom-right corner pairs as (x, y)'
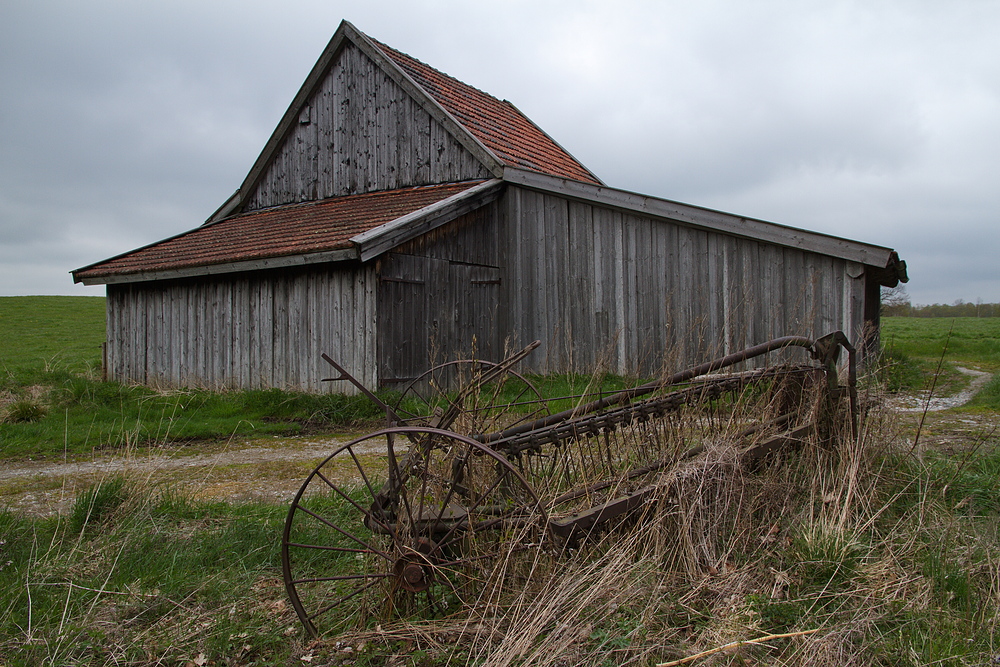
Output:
(887, 366), (993, 412)
(0, 433), (382, 518)
(2, 367), (995, 518)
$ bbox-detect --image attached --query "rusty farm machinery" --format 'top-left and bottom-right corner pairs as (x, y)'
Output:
(281, 333), (858, 636)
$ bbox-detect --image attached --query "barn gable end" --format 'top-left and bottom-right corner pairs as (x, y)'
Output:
(243, 40), (491, 210)
(219, 20), (599, 219)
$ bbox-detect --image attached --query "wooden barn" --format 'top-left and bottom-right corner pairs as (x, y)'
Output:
(72, 20), (908, 393)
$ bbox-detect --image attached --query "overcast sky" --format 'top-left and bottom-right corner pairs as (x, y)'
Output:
(2, 0), (997, 305)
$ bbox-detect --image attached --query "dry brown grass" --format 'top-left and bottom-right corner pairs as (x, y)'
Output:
(310, 373), (1000, 666)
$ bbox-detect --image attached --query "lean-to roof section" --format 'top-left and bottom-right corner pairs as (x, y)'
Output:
(504, 168), (908, 278)
(73, 181), (495, 285)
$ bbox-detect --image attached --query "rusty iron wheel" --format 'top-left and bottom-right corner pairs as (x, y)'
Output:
(281, 427), (550, 637)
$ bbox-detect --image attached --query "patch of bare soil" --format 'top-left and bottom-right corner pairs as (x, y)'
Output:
(891, 409), (999, 455)
(0, 432), (388, 518)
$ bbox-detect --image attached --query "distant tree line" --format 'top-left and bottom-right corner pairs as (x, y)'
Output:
(881, 286), (1000, 317)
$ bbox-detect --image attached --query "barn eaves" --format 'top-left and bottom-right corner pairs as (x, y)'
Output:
(73, 180), (501, 285)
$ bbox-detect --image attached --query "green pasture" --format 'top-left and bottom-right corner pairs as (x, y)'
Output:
(882, 316), (1000, 369)
(0, 296), (106, 379)
(882, 316), (1000, 409)
(0, 297), (383, 457)
(2, 299), (1000, 665)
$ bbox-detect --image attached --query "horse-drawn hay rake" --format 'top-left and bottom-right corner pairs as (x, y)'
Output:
(281, 333), (858, 636)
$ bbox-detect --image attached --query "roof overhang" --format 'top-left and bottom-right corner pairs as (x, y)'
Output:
(502, 168), (902, 270)
(72, 179), (504, 286)
(75, 248), (359, 286)
(352, 179), (502, 261)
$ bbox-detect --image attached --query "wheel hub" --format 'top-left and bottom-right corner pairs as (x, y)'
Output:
(393, 538), (437, 592)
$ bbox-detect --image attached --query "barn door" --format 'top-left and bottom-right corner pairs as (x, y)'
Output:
(377, 253), (501, 387)
(448, 262), (501, 362)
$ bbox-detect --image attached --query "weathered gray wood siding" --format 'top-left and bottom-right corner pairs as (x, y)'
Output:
(245, 42), (489, 210)
(105, 265), (377, 393)
(376, 203), (503, 384)
(500, 186), (867, 376)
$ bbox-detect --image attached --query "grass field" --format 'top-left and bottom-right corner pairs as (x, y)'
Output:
(2, 299), (999, 666)
(0, 295), (106, 378)
(882, 316), (1000, 369)
(0, 297), (385, 458)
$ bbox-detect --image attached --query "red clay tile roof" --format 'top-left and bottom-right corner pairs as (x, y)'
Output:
(371, 39), (602, 186)
(74, 182), (483, 280)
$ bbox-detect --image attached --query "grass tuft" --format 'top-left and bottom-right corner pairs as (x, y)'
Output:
(1, 397), (46, 423)
(68, 476), (129, 534)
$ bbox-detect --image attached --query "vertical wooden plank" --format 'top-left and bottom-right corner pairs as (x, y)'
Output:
(168, 285), (179, 385)
(137, 287), (148, 384)
(232, 277), (243, 389)
(590, 206), (608, 365)
(395, 82), (412, 188)
(345, 46), (361, 195)
(120, 286), (130, 383)
(359, 265), (375, 391)
(161, 285), (172, 385)
(206, 281), (216, 389)
(619, 213), (636, 373)
(332, 53), (348, 196)
(260, 279), (273, 389)
(634, 215), (656, 370)
(360, 46), (374, 193)
(414, 98), (432, 185)
(189, 282), (199, 387)
(106, 286), (118, 381)
(567, 201), (593, 373)
(248, 276), (260, 388)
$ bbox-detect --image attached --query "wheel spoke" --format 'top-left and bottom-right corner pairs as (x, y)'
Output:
(345, 445), (380, 504)
(283, 426), (549, 636)
(293, 504), (392, 562)
(313, 470), (396, 538)
(285, 542), (374, 554)
(388, 431), (419, 543)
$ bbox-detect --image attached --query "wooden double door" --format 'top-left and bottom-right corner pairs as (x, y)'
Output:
(376, 252), (502, 387)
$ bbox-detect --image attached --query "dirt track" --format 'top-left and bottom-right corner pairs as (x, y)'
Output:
(0, 433), (371, 518)
(2, 370), (997, 518)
